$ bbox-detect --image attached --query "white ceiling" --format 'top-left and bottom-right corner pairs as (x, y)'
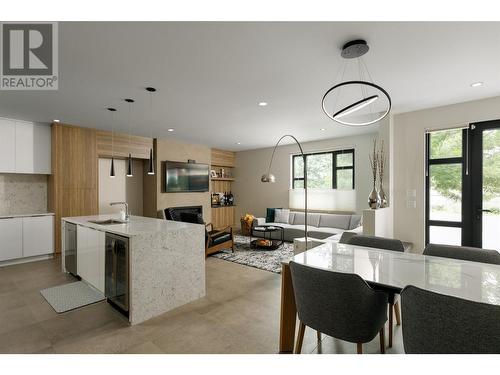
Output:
(0, 22), (499, 151)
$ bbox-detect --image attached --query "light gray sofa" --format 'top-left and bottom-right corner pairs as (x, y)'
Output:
(253, 210), (362, 242)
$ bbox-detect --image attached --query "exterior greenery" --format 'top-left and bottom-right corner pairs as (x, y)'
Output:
(429, 129), (500, 206)
(293, 150), (354, 190)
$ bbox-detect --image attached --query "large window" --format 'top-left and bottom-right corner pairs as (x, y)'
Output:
(292, 149), (355, 190)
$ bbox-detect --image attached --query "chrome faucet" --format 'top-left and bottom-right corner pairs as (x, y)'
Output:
(110, 202), (130, 221)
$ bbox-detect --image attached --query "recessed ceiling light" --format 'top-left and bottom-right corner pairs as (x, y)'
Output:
(470, 82), (483, 87)
(320, 128), (326, 131)
(258, 102), (268, 107)
(53, 119), (60, 123)
(167, 128), (174, 132)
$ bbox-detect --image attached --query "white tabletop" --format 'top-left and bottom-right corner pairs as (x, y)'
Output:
(289, 242), (500, 306)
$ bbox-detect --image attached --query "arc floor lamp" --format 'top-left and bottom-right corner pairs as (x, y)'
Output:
(261, 134), (308, 248)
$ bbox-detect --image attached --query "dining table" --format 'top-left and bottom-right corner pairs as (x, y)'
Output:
(279, 241), (500, 353)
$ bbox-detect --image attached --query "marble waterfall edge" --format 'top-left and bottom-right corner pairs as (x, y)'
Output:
(129, 224), (206, 325)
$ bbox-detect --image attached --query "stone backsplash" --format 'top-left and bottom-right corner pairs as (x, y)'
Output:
(0, 174), (48, 215)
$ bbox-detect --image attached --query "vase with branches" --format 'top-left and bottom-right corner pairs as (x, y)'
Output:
(377, 140), (388, 208)
(368, 138), (381, 209)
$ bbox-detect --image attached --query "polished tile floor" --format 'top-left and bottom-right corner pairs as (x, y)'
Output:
(0, 257), (404, 354)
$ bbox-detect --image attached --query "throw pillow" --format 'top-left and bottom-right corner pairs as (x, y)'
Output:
(266, 207), (281, 223)
(274, 209), (291, 224)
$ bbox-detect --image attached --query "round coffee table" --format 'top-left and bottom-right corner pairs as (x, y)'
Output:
(250, 225), (284, 250)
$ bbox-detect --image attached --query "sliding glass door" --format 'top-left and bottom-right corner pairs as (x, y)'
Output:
(425, 120), (500, 249)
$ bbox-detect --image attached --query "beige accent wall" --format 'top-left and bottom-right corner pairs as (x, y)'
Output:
(233, 132), (379, 222)
(154, 138), (212, 223)
(98, 158), (144, 216)
(393, 95), (500, 253)
(0, 174), (48, 215)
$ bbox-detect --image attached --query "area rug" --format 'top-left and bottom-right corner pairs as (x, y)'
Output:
(211, 234), (294, 274)
(40, 281), (105, 313)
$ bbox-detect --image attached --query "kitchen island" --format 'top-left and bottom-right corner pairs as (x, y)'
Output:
(61, 214), (205, 325)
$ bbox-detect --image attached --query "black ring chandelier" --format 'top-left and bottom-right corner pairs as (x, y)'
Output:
(321, 40), (391, 127)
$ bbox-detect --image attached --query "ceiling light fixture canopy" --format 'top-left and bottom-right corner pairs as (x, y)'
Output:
(322, 39), (391, 127)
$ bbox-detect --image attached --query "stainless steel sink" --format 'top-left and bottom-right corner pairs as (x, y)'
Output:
(88, 219), (128, 225)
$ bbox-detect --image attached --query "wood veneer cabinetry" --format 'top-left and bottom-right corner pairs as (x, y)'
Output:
(49, 123), (99, 253)
(211, 149), (235, 168)
(212, 206), (235, 230)
(96, 131), (153, 159)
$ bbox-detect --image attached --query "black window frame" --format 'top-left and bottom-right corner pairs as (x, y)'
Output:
(292, 149), (355, 190)
(425, 129), (470, 246)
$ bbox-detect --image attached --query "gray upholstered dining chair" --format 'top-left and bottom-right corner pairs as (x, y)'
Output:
(401, 285), (500, 353)
(338, 231), (357, 244)
(346, 234), (405, 348)
(289, 261), (388, 354)
(423, 243), (500, 265)
(347, 235), (405, 252)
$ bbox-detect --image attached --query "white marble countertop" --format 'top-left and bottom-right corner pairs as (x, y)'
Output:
(62, 214), (201, 237)
(0, 212), (54, 219)
(289, 242), (500, 306)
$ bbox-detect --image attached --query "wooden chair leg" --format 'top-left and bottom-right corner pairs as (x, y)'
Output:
(295, 321), (306, 354)
(379, 327), (385, 354)
(394, 300), (401, 326)
(388, 303), (394, 348)
(357, 343), (363, 354)
(316, 331), (321, 342)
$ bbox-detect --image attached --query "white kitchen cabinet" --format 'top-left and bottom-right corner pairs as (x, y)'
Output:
(77, 225), (105, 293)
(77, 225), (90, 282)
(0, 117), (51, 174)
(98, 231), (106, 292)
(22, 215), (54, 257)
(0, 218), (23, 262)
(15, 121), (35, 173)
(0, 118), (16, 173)
(32, 123), (51, 174)
(15, 121), (51, 174)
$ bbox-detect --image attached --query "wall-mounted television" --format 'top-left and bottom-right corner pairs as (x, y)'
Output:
(165, 161), (209, 193)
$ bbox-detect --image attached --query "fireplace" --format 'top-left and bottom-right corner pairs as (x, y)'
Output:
(164, 205), (203, 222)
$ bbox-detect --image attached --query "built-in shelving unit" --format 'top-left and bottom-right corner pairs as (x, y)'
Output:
(210, 149), (236, 229)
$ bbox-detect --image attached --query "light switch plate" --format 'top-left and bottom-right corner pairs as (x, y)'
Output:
(406, 189), (417, 198)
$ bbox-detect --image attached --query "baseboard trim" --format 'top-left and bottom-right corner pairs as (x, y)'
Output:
(0, 253), (54, 267)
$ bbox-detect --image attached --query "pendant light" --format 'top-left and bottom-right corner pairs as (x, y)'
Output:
(107, 107), (117, 178)
(124, 98), (135, 177)
(146, 87), (156, 175)
(322, 39), (391, 127)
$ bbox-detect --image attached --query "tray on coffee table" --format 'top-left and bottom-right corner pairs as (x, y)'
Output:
(250, 225), (284, 250)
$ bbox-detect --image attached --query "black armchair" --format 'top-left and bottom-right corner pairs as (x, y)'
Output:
(205, 223), (234, 257)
